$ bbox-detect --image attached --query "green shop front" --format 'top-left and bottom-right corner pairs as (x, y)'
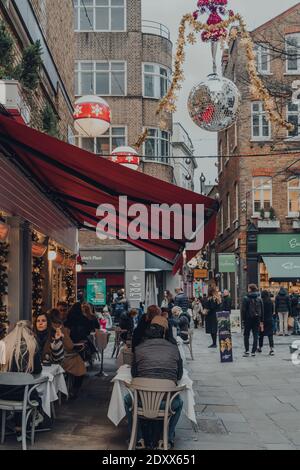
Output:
(258, 234), (300, 295)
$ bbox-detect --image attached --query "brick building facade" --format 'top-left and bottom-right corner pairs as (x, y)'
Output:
(216, 4), (300, 307)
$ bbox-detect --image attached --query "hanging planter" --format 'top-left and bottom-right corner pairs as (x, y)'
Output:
(32, 242), (47, 258)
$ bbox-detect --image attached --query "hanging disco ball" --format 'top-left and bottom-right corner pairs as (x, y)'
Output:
(187, 74), (241, 132)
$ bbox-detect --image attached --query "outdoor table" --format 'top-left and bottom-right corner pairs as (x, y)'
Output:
(37, 364), (68, 417)
(107, 364), (197, 428)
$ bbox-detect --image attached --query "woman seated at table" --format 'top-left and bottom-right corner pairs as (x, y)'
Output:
(65, 302), (99, 360)
(34, 311), (86, 398)
(0, 321), (42, 438)
(171, 306), (189, 342)
(119, 308), (138, 343)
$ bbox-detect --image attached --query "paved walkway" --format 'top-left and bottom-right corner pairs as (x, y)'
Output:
(2, 329), (300, 450)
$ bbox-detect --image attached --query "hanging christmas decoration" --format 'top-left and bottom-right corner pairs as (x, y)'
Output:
(0, 239), (9, 325)
(32, 256), (45, 317)
(74, 95), (111, 137)
(134, 0), (293, 149)
(63, 269), (76, 306)
(188, 74), (241, 132)
(109, 146), (140, 170)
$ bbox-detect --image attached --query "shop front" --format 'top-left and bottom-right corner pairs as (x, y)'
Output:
(258, 234), (300, 295)
(218, 253), (238, 308)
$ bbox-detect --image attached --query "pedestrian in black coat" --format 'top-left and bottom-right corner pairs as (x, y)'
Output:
(258, 290), (275, 356)
(204, 286), (222, 348)
(222, 289), (232, 313)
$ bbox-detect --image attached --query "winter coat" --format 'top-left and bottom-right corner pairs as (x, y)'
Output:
(241, 292), (264, 323)
(42, 327), (86, 377)
(290, 294), (300, 317)
(275, 288), (291, 315)
(261, 299), (274, 337)
(222, 296), (232, 313)
(204, 298), (222, 335)
(132, 338), (183, 383)
(174, 292), (189, 313)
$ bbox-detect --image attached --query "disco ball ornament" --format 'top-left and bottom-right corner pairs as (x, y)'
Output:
(187, 74), (241, 132)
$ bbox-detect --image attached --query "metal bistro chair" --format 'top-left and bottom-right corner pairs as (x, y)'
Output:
(183, 329), (194, 361)
(111, 327), (127, 358)
(0, 372), (48, 450)
(127, 378), (186, 451)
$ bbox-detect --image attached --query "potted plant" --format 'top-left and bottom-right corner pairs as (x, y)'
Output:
(269, 207), (276, 221)
(258, 206), (280, 229)
(259, 207), (265, 220)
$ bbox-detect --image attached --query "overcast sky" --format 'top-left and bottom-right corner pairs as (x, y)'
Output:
(142, 0), (299, 190)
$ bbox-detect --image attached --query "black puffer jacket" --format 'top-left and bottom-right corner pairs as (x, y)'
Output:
(275, 288), (291, 315)
(241, 292), (264, 322)
(290, 293), (300, 317)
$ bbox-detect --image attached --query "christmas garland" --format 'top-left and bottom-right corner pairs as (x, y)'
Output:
(63, 269), (76, 306)
(32, 231), (45, 317)
(0, 240), (9, 325)
(134, 1), (293, 148)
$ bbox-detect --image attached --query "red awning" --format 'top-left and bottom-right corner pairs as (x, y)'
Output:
(0, 114), (218, 270)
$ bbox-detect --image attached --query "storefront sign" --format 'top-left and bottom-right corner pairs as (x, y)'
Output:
(81, 250), (125, 270)
(258, 234), (300, 254)
(218, 254), (236, 273)
(217, 311), (233, 363)
(87, 279), (106, 306)
(194, 269), (208, 279)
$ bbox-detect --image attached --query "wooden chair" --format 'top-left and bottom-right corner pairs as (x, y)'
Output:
(127, 378), (186, 451)
(0, 373), (48, 450)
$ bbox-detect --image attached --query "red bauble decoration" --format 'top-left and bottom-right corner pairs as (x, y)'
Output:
(74, 95), (111, 137)
(109, 146), (140, 171)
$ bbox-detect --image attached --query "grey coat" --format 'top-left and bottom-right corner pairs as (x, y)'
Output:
(132, 338), (183, 383)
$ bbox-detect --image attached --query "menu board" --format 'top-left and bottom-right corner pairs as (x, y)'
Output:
(87, 279), (106, 306)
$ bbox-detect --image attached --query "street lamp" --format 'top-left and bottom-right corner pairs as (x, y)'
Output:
(200, 173), (206, 195)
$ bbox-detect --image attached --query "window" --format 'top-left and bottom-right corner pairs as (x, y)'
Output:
(253, 177), (272, 216)
(219, 141), (223, 174)
(287, 101), (300, 138)
(286, 34), (300, 73)
(144, 128), (171, 163)
(75, 61), (126, 96)
(225, 130), (230, 164)
(74, 0), (126, 32)
(220, 205), (224, 234)
(251, 102), (271, 140)
(143, 64), (171, 99)
(76, 127), (126, 155)
(235, 183), (239, 221)
(254, 44), (270, 74)
(226, 193), (231, 228)
(288, 178), (300, 217)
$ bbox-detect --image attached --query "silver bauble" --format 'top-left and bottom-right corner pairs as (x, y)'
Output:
(187, 74), (241, 132)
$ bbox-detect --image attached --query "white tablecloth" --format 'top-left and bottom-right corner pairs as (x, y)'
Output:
(107, 365), (196, 427)
(37, 365), (68, 417)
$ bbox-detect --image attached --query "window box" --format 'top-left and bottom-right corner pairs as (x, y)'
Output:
(257, 219), (280, 229)
(0, 79), (30, 124)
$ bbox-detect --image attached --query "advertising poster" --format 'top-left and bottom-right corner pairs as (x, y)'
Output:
(217, 311), (233, 363)
(87, 279), (106, 306)
(230, 310), (242, 334)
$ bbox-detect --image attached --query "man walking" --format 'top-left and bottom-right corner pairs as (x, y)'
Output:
(275, 288), (291, 336)
(174, 287), (189, 314)
(242, 284), (264, 357)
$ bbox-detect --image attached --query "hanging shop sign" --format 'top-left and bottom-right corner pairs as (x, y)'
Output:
(258, 234), (300, 254)
(87, 279), (106, 306)
(218, 254), (236, 273)
(32, 242), (47, 258)
(194, 269), (209, 279)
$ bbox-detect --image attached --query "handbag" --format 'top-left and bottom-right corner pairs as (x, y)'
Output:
(203, 308), (209, 316)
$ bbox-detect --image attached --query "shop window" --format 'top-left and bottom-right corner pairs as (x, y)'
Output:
(251, 102), (271, 140)
(143, 64), (171, 99)
(286, 33), (300, 73)
(74, 0), (126, 32)
(253, 177), (272, 216)
(288, 177), (300, 217)
(75, 61), (126, 96)
(76, 127), (126, 155)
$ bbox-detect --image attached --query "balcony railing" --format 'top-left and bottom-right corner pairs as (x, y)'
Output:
(142, 20), (171, 41)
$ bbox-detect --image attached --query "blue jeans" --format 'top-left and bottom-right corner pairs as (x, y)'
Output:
(124, 393), (183, 443)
